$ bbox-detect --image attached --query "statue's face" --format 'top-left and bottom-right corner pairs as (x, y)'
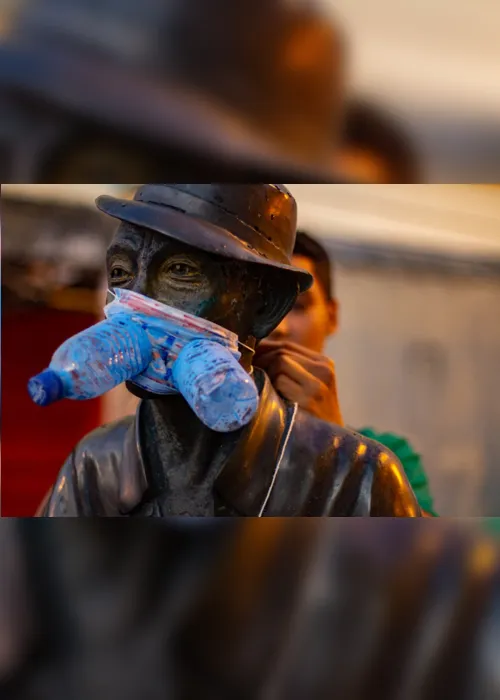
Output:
(106, 223), (261, 338)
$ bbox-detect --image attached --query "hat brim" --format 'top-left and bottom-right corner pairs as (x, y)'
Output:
(96, 195), (313, 293)
(0, 41), (345, 184)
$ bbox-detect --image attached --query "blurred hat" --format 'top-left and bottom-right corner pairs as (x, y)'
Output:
(97, 183), (313, 292)
(0, 0), (346, 181)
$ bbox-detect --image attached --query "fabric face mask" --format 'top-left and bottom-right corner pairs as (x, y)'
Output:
(104, 288), (241, 394)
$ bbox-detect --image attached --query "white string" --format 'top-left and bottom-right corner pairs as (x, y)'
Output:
(238, 340), (256, 357)
(258, 403), (298, 517)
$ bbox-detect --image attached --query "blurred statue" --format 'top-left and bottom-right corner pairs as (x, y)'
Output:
(1, 519), (499, 699)
(39, 184), (420, 517)
(0, 0), (346, 182)
(337, 98), (422, 184)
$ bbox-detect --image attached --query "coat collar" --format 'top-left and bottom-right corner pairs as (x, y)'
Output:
(127, 370), (292, 516)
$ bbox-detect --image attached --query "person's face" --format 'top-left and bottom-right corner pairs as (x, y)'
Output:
(268, 254), (338, 352)
(336, 146), (392, 184)
(106, 224), (261, 339)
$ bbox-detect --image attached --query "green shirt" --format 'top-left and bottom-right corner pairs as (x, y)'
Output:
(358, 428), (438, 517)
(483, 518), (500, 538)
(355, 431), (500, 529)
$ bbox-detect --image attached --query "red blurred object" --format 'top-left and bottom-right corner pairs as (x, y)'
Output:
(2, 307), (102, 516)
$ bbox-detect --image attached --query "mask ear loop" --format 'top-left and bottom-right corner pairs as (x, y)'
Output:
(238, 340), (256, 357)
(237, 340), (256, 378)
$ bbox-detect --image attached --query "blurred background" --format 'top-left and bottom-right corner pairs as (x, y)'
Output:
(328, 0), (500, 182)
(0, 0), (499, 182)
(2, 183), (500, 517)
(1, 517), (499, 698)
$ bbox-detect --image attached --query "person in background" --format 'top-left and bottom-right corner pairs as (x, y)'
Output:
(256, 231), (437, 516)
(337, 98), (422, 184)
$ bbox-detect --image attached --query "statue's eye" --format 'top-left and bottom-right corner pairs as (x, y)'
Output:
(109, 266), (131, 283)
(167, 261), (199, 278)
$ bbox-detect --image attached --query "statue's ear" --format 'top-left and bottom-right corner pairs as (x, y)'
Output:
(251, 274), (299, 340)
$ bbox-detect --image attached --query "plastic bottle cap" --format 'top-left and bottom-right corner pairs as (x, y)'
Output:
(27, 370), (65, 406)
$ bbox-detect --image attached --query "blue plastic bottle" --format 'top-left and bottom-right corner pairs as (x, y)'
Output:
(27, 315), (153, 406)
(28, 313), (259, 432)
(172, 339), (259, 432)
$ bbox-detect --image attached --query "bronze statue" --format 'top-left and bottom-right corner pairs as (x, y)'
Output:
(39, 184), (420, 517)
(1, 519), (499, 699)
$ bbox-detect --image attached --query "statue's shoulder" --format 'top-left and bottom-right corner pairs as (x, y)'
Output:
(73, 415), (137, 462)
(44, 415), (146, 517)
(291, 408), (397, 466)
(268, 407), (421, 516)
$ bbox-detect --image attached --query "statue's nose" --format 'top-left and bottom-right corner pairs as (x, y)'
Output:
(128, 269), (149, 297)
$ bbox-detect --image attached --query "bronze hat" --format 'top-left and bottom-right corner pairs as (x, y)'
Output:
(96, 184), (313, 292)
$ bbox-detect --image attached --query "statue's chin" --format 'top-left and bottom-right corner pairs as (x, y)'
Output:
(125, 380), (164, 400)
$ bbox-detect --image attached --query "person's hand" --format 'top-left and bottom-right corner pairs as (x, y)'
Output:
(254, 340), (343, 425)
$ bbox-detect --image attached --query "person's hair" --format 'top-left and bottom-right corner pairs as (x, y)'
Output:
(293, 231), (333, 300)
(341, 99), (421, 184)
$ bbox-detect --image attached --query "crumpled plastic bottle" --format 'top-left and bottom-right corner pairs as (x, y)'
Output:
(27, 314), (152, 405)
(173, 339), (258, 432)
